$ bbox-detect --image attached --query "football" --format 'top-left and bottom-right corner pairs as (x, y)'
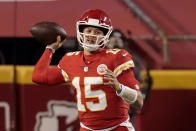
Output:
(30, 21), (67, 45)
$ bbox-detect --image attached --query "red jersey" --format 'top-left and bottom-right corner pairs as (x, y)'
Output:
(58, 48), (139, 129)
(32, 48), (140, 130)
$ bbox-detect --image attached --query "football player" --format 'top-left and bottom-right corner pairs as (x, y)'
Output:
(32, 9), (143, 131)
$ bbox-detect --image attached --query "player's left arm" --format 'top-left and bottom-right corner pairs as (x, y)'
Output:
(104, 69), (143, 110)
(104, 49), (143, 110)
(117, 68), (143, 110)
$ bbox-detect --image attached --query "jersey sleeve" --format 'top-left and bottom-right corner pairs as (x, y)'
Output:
(110, 49), (140, 90)
(57, 52), (73, 82)
(57, 51), (82, 82)
(32, 49), (65, 85)
(113, 49), (135, 77)
(117, 68), (140, 91)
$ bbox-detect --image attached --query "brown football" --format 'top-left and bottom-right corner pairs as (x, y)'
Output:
(30, 21), (67, 45)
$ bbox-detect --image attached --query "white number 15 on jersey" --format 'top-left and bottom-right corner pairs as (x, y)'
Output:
(72, 77), (107, 112)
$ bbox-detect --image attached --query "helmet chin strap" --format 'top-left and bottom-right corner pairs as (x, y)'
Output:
(82, 43), (100, 52)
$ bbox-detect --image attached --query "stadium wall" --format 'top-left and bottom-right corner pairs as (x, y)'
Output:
(0, 66), (196, 131)
(137, 70), (196, 131)
(0, 66), (80, 131)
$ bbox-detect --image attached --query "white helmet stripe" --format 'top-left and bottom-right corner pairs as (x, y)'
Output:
(88, 18), (99, 25)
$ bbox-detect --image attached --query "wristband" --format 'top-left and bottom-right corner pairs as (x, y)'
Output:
(46, 46), (55, 53)
(117, 84), (138, 104)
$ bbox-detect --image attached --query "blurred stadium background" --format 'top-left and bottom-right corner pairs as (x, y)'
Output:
(0, 0), (196, 131)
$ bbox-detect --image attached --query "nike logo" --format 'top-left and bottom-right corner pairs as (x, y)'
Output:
(122, 53), (128, 56)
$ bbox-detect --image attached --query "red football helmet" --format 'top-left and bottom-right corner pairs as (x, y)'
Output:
(76, 9), (113, 51)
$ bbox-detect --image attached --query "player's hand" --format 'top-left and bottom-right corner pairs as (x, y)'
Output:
(103, 69), (121, 92)
(47, 35), (64, 50)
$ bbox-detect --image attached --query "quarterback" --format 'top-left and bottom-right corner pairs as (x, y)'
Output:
(32, 9), (143, 131)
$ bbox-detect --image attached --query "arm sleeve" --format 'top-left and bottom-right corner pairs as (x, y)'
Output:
(32, 49), (65, 85)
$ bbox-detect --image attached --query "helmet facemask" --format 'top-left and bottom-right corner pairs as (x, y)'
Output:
(77, 22), (113, 52)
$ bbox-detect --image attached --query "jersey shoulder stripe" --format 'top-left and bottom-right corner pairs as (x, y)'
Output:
(114, 60), (134, 77)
